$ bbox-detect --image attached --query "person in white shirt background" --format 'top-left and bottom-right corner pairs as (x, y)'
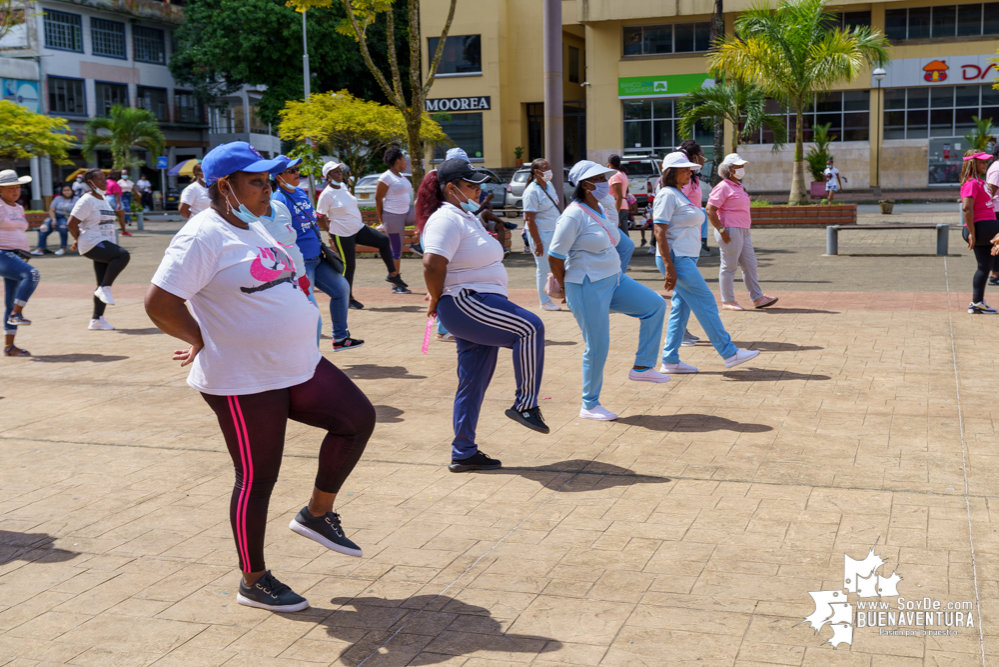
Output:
(823, 157), (846, 204)
(522, 157), (562, 312)
(136, 175), (153, 211)
(118, 169), (134, 226)
(72, 174), (88, 198)
(179, 163), (211, 220)
(982, 144), (999, 286)
(375, 146), (413, 294)
(316, 161), (397, 310)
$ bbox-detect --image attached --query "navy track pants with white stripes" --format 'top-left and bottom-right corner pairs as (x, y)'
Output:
(437, 289), (545, 460)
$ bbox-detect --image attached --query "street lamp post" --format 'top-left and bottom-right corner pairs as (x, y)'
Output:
(873, 67), (887, 198)
(543, 0), (564, 204)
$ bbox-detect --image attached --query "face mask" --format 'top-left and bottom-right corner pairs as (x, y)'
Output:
(221, 179), (260, 224)
(589, 181), (610, 200)
(732, 168), (745, 180)
(91, 185), (105, 196)
(453, 186), (479, 214)
(541, 170), (553, 182)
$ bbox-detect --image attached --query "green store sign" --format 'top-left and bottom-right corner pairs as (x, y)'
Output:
(618, 74), (714, 99)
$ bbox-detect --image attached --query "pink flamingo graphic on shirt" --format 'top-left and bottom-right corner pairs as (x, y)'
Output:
(240, 246), (298, 294)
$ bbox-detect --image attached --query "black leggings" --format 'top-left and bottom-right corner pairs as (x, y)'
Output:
(963, 221), (999, 303)
(332, 225), (395, 294)
(83, 241), (130, 318)
(201, 357), (375, 573)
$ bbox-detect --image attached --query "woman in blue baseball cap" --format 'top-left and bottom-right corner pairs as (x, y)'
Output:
(144, 142), (375, 614)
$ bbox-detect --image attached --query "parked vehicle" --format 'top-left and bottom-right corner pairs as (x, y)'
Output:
(476, 167), (507, 209)
(164, 186), (181, 211)
(506, 167), (573, 211)
(619, 155), (662, 206)
(353, 173), (412, 207)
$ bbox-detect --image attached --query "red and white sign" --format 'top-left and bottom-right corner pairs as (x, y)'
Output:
(873, 54), (998, 87)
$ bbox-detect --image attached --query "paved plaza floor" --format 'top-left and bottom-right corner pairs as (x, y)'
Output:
(2, 216), (997, 666)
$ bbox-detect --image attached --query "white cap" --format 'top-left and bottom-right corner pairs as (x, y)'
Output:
(568, 160), (617, 186)
(660, 152), (700, 171)
(322, 160), (347, 177)
(445, 147), (471, 164)
(720, 152), (749, 167)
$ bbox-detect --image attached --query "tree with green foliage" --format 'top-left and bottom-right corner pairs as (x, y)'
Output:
(0, 101), (74, 163)
(278, 90), (447, 185)
(81, 106), (165, 172)
(805, 122), (836, 182)
(677, 78), (786, 155)
(712, 0), (890, 204)
(286, 0), (459, 189)
(169, 0), (410, 126)
(964, 116), (996, 152)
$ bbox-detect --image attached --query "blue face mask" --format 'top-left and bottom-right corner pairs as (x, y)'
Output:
(222, 179), (261, 224)
(590, 181), (610, 201)
(454, 186), (479, 214)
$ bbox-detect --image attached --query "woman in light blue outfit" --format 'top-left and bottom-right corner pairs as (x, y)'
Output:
(548, 160), (669, 422)
(653, 152), (759, 373)
(523, 158), (563, 311)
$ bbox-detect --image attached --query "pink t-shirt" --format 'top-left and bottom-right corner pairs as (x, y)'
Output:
(608, 171), (629, 210)
(105, 179), (122, 196)
(0, 199), (29, 252)
(961, 178), (993, 223)
(708, 179), (752, 229)
(681, 179), (703, 208)
(985, 162), (999, 210)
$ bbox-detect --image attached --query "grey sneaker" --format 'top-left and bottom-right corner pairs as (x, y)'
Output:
(289, 508), (362, 556)
(237, 571), (309, 612)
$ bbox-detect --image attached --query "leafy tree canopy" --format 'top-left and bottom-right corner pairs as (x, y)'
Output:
(0, 101), (74, 164)
(169, 0), (410, 126)
(82, 106), (166, 172)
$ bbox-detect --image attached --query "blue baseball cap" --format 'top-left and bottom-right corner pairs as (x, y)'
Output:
(201, 142), (287, 186)
(272, 155), (303, 177)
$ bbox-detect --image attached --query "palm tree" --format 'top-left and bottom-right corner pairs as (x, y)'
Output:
(82, 106), (165, 172)
(677, 78), (787, 155)
(711, 0), (890, 204)
(963, 116), (996, 152)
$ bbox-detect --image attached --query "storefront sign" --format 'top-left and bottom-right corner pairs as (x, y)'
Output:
(2, 79), (38, 113)
(424, 96), (491, 112)
(618, 74), (714, 99)
(873, 55), (997, 88)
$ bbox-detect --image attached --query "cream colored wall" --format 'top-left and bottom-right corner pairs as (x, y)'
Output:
(738, 142), (872, 192)
(880, 141), (929, 189)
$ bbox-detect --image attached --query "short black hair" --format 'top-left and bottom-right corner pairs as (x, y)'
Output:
(608, 154), (621, 170)
(83, 168), (103, 185)
(383, 146), (405, 168)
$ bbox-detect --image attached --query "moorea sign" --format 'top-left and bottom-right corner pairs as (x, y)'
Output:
(618, 74), (714, 99)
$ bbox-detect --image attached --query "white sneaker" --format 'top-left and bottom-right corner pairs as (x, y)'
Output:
(660, 361), (698, 374)
(94, 286), (115, 305)
(628, 367), (670, 383)
(646, 245), (656, 255)
(30, 248), (45, 256)
(968, 301), (999, 314)
(580, 405), (617, 421)
(54, 248), (66, 256)
(541, 302), (561, 311)
(724, 348), (760, 368)
(88, 317), (115, 330)
(681, 330), (700, 347)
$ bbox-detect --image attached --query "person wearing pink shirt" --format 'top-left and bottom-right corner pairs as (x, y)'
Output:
(707, 153), (778, 310)
(607, 155), (630, 236)
(0, 170), (39, 356)
(105, 170), (130, 237)
(961, 150), (999, 314)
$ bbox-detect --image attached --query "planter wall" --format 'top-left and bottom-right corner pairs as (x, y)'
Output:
(750, 204), (857, 227)
(26, 213), (47, 230)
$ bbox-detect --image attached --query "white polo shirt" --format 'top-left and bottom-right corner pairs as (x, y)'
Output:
(316, 183), (364, 237)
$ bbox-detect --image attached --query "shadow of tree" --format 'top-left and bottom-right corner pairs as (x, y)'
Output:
(616, 414), (773, 433)
(374, 405), (404, 424)
(341, 365), (427, 380)
(712, 368), (832, 381)
(291, 595), (561, 666)
(491, 459), (670, 490)
(0, 531), (80, 565)
(732, 341), (824, 352)
(31, 354), (128, 363)
(116, 328), (164, 335)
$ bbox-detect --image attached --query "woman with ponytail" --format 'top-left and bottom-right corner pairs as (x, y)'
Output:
(961, 149), (999, 313)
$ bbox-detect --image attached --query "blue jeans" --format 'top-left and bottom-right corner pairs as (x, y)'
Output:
(0, 250), (39, 335)
(656, 253), (737, 364)
(528, 228), (555, 305)
(701, 217), (708, 241)
(37, 215), (69, 250)
(304, 254), (350, 342)
(121, 192), (132, 224)
(565, 274), (666, 410)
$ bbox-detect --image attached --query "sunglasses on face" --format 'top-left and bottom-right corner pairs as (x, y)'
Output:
(284, 168), (300, 175)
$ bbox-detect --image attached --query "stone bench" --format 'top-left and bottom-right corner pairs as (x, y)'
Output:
(825, 223), (950, 256)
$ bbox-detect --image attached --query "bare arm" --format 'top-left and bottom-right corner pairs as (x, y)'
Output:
(144, 285), (204, 367)
(375, 181), (388, 223)
(653, 224), (677, 291)
(963, 196), (976, 249)
(524, 211), (544, 257)
(706, 204), (731, 244)
(423, 253), (448, 317)
(548, 255), (566, 294)
(68, 215), (81, 251)
(611, 181), (624, 209)
(179, 203), (191, 220)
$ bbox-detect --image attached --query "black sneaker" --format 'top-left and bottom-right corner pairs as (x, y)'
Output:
(408, 243), (424, 256)
(640, 239), (647, 247)
(391, 284), (412, 294)
(349, 299), (365, 310)
(237, 571), (309, 613)
(386, 273), (409, 289)
(990, 276), (999, 286)
(449, 450), (502, 472)
(505, 406), (550, 434)
(333, 336), (365, 351)
(289, 507), (362, 556)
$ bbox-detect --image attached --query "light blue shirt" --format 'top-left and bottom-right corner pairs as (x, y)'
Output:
(522, 181), (560, 232)
(653, 186), (705, 258)
(548, 202), (621, 284)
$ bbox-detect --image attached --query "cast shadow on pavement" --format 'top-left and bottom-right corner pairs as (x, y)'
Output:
(732, 341), (824, 352)
(713, 368), (832, 381)
(0, 531), (80, 565)
(374, 405), (404, 423)
(364, 306), (425, 313)
(341, 365), (427, 380)
(616, 413), (772, 433)
(754, 308), (841, 314)
(288, 595), (561, 666)
(491, 459), (670, 490)
(30, 354), (128, 363)
(115, 328), (164, 335)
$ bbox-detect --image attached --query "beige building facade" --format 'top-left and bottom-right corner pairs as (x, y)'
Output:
(421, 0), (999, 192)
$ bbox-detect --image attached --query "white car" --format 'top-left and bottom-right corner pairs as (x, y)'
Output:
(618, 155), (662, 206)
(353, 173), (412, 207)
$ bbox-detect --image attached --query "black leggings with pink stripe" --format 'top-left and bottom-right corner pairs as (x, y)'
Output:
(201, 358), (375, 573)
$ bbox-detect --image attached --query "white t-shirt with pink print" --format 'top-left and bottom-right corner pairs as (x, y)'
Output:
(152, 208), (320, 396)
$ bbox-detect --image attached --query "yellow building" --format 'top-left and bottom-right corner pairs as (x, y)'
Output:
(420, 0), (999, 191)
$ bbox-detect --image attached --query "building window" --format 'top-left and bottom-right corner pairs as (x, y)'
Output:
(432, 113), (483, 160)
(95, 81), (128, 116)
(886, 3), (999, 40)
(567, 45), (580, 84)
(175, 90), (203, 124)
(43, 10), (82, 52)
(739, 91), (870, 144)
(136, 86), (168, 121)
(829, 11), (872, 30)
(621, 99), (713, 153)
(48, 76), (85, 115)
(623, 22), (711, 57)
(427, 35), (481, 76)
(133, 26), (165, 64)
(91, 18), (126, 59)
(884, 83), (999, 140)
